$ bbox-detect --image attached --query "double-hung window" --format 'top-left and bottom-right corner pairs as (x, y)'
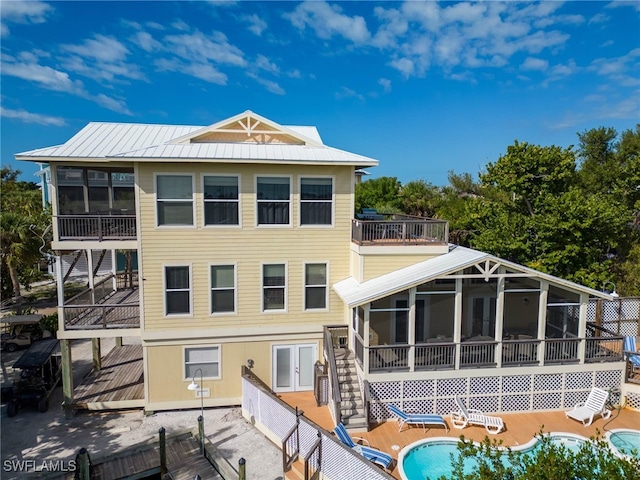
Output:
(300, 178), (332, 225)
(204, 175), (239, 225)
(185, 346), (220, 379)
(165, 266), (191, 315)
(263, 264), (286, 311)
(257, 177), (290, 225)
(157, 175), (193, 226)
(305, 263), (327, 310)
(211, 264), (235, 314)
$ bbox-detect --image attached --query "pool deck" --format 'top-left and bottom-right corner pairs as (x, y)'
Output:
(279, 392), (640, 479)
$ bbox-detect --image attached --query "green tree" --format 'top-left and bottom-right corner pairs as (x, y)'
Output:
(0, 167), (50, 302)
(442, 432), (640, 480)
(399, 180), (440, 217)
(355, 176), (402, 214)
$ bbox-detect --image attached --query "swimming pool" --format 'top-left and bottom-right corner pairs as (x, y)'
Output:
(398, 433), (589, 480)
(605, 429), (640, 459)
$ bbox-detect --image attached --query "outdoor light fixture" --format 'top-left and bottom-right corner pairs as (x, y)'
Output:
(247, 358), (254, 369)
(602, 281), (619, 298)
(187, 367), (205, 454)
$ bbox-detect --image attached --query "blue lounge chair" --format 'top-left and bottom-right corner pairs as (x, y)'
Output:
(333, 423), (393, 471)
(387, 404), (449, 433)
(623, 336), (640, 379)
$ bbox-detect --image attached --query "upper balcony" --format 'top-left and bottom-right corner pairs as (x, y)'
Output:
(53, 167), (137, 247)
(351, 213), (449, 247)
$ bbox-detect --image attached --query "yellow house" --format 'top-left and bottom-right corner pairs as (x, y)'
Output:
(17, 110), (629, 427)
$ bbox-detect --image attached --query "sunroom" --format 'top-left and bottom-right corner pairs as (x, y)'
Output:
(334, 246), (623, 377)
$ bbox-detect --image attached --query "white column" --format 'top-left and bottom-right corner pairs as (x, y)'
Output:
(86, 250), (94, 303)
(454, 278), (463, 369)
(408, 288), (416, 372)
(495, 276), (505, 367)
(537, 281), (549, 364)
(111, 249), (118, 290)
(363, 305), (370, 375)
(55, 255), (65, 333)
(577, 293), (588, 364)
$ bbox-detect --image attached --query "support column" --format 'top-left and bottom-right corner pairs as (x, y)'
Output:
(92, 338), (101, 371)
(55, 255), (65, 333)
(453, 278), (463, 369)
(408, 288), (416, 372)
(363, 305), (370, 375)
(61, 339), (74, 419)
(494, 276), (505, 368)
(116, 337), (123, 347)
(86, 250), (94, 303)
(537, 282), (549, 364)
(577, 293), (588, 364)
(111, 249), (118, 291)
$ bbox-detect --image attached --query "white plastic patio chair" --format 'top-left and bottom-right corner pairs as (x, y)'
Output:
(565, 387), (611, 426)
(450, 395), (505, 434)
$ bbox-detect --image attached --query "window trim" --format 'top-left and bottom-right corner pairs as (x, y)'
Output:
(183, 345), (221, 381)
(298, 175), (335, 228)
(209, 262), (237, 316)
(202, 173), (241, 228)
(155, 172), (196, 228)
(261, 262), (288, 313)
(303, 261), (329, 312)
(255, 174), (292, 228)
(163, 264), (193, 317)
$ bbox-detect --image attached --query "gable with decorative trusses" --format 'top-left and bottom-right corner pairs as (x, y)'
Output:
(171, 110), (321, 146)
(333, 245), (614, 308)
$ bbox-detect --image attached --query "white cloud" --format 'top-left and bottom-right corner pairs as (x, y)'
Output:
(155, 58), (228, 85)
(247, 73), (285, 95)
(390, 57), (415, 78)
(0, 106), (66, 126)
(285, 1), (371, 44)
(2, 56), (132, 114)
(378, 78), (391, 93)
(245, 14), (267, 36)
(521, 57), (549, 71)
(335, 86), (364, 101)
(164, 30), (246, 67)
(588, 48), (640, 87)
(0, 0), (53, 37)
(255, 54), (280, 75)
(131, 31), (162, 53)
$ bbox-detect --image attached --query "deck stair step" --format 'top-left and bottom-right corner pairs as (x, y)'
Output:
(330, 347), (368, 431)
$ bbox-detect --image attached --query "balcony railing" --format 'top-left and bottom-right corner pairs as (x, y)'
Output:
(57, 214), (137, 241)
(359, 336), (624, 373)
(351, 215), (449, 246)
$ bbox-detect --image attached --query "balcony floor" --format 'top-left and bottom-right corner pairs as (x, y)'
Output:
(73, 344), (144, 410)
(279, 392), (640, 480)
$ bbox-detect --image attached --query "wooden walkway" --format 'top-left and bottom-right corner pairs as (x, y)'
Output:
(280, 391), (640, 480)
(73, 344), (144, 410)
(51, 432), (221, 479)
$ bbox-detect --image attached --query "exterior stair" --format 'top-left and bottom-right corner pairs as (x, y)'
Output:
(334, 349), (368, 430)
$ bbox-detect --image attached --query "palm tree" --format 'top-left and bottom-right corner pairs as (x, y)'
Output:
(0, 212), (42, 303)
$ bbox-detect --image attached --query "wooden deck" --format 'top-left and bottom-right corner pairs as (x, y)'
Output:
(279, 392), (640, 479)
(73, 344), (144, 410)
(51, 432), (220, 480)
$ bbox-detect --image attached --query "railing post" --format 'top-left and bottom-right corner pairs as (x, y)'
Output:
(159, 427), (167, 476)
(198, 415), (205, 455)
(75, 448), (90, 480)
(238, 457), (246, 480)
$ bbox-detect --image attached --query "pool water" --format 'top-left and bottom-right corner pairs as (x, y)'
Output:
(400, 434), (587, 480)
(607, 430), (640, 459)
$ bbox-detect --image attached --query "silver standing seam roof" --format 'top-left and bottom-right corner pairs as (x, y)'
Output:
(333, 245), (614, 307)
(15, 113), (379, 167)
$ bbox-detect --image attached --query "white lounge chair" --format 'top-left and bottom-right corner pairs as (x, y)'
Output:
(450, 395), (505, 434)
(565, 387), (611, 426)
(387, 404), (449, 433)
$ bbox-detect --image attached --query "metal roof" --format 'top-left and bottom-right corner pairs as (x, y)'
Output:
(333, 245), (613, 307)
(15, 112), (377, 167)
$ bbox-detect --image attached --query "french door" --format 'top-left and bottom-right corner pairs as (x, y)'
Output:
(272, 344), (317, 392)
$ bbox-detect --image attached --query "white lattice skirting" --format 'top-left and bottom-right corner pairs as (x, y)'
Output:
(368, 368), (624, 421)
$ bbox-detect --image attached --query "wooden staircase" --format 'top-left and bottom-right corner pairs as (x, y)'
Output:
(334, 349), (368, 430)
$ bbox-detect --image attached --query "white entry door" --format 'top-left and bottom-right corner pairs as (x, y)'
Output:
(272, 344), (317, 392)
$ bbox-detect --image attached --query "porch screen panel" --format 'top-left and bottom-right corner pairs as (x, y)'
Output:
(204, 176), (239, 225)
(300, 178), (332, 225)
(88, 170), (109, 213)
(57, 167), (85, 214)
(546, 286), (580, 338)
(157, 175), (193, 226)
(257, 177), (290, 225)
(112, 172), (135, 211)
(503, 277), (540, 338)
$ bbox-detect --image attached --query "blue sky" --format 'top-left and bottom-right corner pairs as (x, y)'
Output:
(1, 1), (639, 186)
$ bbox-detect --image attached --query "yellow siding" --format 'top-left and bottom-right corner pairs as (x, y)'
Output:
(145, 337), (321, 405)
(138, 163), (353, 332)
(362, 254), (439, 281)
